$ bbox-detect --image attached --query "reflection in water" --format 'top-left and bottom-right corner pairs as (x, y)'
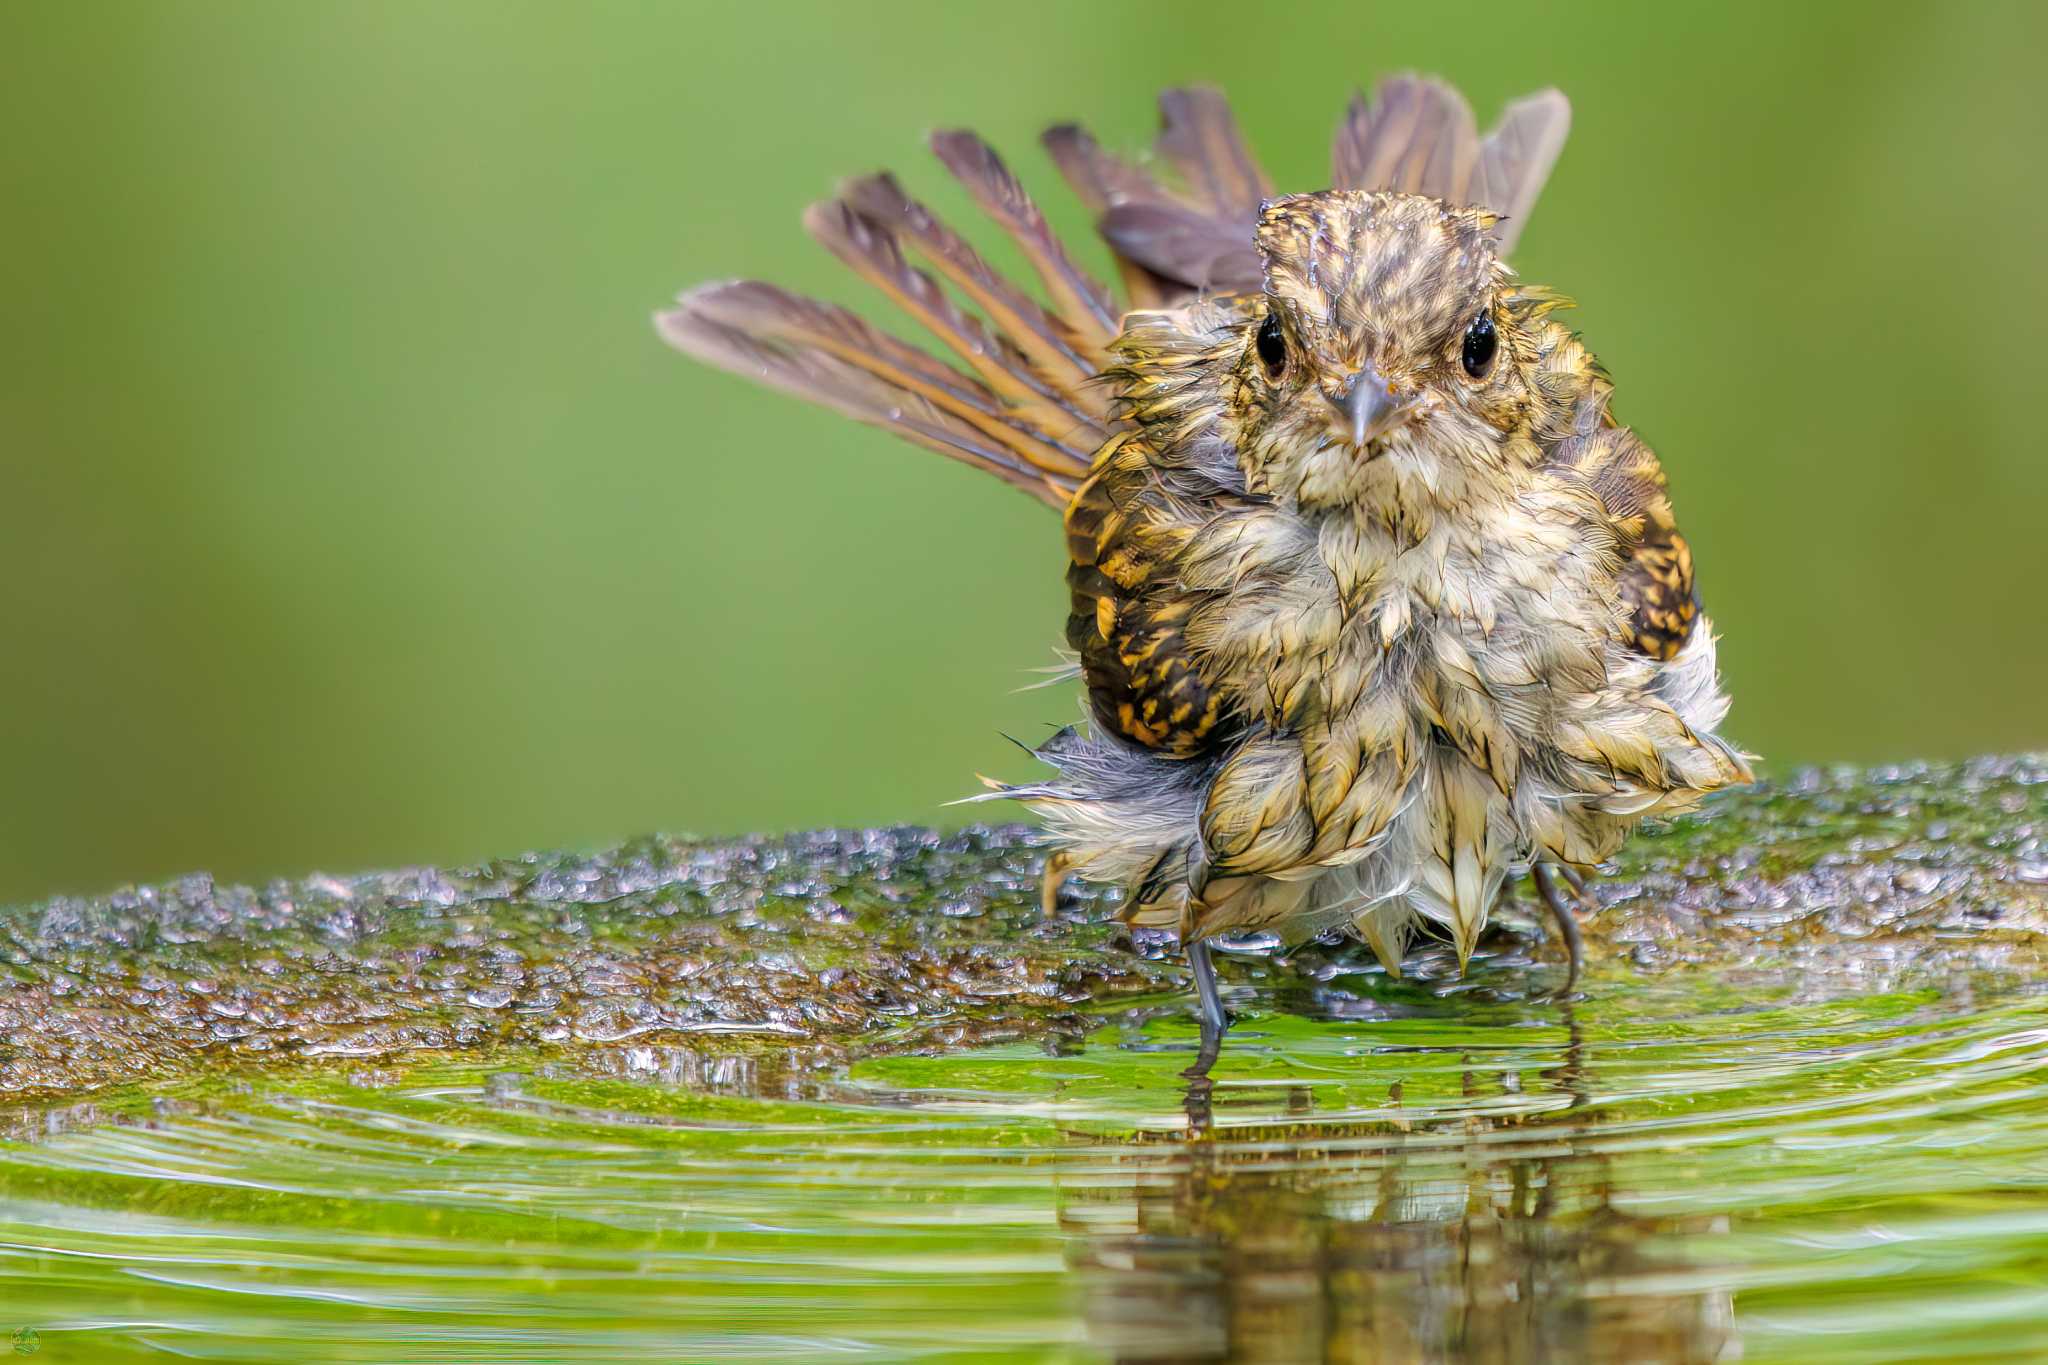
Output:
(3, 975), (2047, 1362)
(1066, 1013), (1733, 1363)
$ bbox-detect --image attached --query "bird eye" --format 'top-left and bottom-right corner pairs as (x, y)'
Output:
(1255, 312), (1289, 380)
(1461, 312), (1498, 379)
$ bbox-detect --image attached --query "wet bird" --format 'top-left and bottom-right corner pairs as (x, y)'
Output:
(657, 77), (1751, 1040)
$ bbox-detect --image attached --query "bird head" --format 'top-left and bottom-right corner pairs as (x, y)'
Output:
(1219, 191), (1546, 513)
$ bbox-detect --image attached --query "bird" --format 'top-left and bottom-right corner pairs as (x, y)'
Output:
(656, 76), (1752, 1042)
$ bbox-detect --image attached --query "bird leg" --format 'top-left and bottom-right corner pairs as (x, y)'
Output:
(1532, 863), (1586, 996)
(1186, 939), (1230, 1044)
(1038, 850), (1072, 917)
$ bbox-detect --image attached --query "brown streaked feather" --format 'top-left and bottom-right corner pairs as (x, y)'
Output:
(672, 280), (1093, 490)
(927, 129), (1119, 347)
(802, 199), (1105, 448)
(839, 174), (1110, 421)
(655, 307), (1068, 502)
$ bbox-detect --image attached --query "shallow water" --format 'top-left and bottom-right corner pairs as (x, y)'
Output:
(4, 962), (2046, 1363)
(4, 761), (2045, 1361)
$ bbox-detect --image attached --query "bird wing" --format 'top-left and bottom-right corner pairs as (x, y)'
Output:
(1550, 421), (1700, 661)
(1522, 304), (1700, 663)
(1062, 431), (1239, 757)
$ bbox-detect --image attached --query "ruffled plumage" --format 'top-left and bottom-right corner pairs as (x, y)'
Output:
(660, 76), (1748, 985)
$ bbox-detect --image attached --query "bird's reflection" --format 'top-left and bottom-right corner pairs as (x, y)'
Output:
(1063, 1007), (1735, 1364)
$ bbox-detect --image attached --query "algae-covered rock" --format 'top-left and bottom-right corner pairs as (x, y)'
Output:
(2, 758), (2043, 1100)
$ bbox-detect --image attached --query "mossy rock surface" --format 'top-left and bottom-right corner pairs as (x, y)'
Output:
(4, 757), (2044, 1101)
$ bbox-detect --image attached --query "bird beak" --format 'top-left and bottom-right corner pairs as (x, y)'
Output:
(1328, 361), (1417, 448)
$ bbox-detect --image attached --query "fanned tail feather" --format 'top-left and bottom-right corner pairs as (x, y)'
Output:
(659, 78), (1571, 504)
(665, 280), (1093, 493)
(1155, 87), (1272, 217)
(659, 127), (1123, 510)
(800, 198), (1100, 458)
(1060, 87), (1273, 298)
(1040, 123), (1187, 309)
(1468, 90), (1573, 254)
(656, 304), (1070, 501)
(1333, 76), (1570, 256)
(838, 171), (1109, 423)
(1333, 75), (1480, 202)
(927, 130), (1118, 349)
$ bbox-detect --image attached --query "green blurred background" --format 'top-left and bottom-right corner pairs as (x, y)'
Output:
(2, 2), (2042, 904)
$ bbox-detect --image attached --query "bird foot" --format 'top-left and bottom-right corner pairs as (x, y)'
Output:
(1532, 863), (1591, 998)
(1186, 939), (1232, 1056)
(1038, 850), (1072, 918)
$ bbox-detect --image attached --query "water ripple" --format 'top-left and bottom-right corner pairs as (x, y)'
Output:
(2, 973), (2045, 1362)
